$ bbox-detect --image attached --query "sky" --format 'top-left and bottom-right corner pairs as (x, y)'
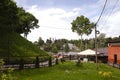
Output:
(14, 0), (120, 42)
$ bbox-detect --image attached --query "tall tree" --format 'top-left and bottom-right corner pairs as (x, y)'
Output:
(16, 8), (39, 38)
(64, 43), (69, 53)
(97, 33), (106, 48)
(38, 37), (44, 47)
(0, 0), (18, 33)
(71, 15), (94, 51)
(0, 0), (39, 36)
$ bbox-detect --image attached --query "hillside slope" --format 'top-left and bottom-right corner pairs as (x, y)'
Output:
(0, 32), (48, 57)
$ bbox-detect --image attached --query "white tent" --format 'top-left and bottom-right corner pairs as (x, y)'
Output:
(78, 49), (99, 56)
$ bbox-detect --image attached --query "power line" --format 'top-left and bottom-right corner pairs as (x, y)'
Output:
(96, 0), (108, 25)
(103, 0), (119, 25)
(41, 26), (71, 30)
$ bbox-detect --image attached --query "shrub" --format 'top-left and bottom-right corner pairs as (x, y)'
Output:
(76, 59), (82, 67)
(98, 71), (112, 80)
(0, 59), (16, 80)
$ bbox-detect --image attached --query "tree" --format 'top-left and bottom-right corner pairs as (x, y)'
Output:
(0, 0), (39, 36)
(97, 33), (106, 48)
(64, 43), (69, 53)
(46, 38), (52, 44)
(38, 37), (44, 47)
(71, 15), (94, 51)
(16, 8), (39, 38)
(51, 45), (58, 54)
(0, 0), (19, 33)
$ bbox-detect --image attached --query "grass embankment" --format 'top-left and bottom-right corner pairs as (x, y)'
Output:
(0, 32), (48, 57)
(14, 61), (120, 80)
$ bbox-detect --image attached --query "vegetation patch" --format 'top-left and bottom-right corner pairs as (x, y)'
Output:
(14, 61), (120, 80)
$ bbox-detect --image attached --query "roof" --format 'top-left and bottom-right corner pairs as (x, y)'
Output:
(108, 38), (120, 43)
(96, 48), (108, 56)
(78, 49), (99, 56)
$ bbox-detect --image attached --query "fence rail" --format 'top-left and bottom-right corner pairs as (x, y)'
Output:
(0, 56), (57, 70)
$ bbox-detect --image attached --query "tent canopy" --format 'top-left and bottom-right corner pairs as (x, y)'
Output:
(78, 49), (99, 56)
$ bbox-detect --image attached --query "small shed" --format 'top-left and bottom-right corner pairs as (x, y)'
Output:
(108, 38), (120, 66)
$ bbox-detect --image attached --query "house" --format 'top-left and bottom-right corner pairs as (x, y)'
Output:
(63, 43), (79, 51)
(97, 48), (108, 63)
(108, 38), (120, 68)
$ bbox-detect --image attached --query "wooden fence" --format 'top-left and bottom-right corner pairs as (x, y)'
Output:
(0, 56), (57, 70)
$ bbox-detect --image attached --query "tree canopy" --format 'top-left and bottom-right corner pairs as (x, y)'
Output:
(71, 15), (94, 51)
(0, 0), (39, 36)
(71, 15), (94, 36)
(0, 0), (18, 33)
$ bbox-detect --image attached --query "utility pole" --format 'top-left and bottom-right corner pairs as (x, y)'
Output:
(95, 24), (98, 70)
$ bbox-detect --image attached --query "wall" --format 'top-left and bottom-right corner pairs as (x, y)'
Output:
(108, 45), (120, 64)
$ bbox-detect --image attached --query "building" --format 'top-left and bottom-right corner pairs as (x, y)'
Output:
(108, 38), (120, 67)
(97, 48), (108, 63)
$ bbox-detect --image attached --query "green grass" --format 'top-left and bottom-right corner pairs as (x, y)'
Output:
(0, 32), (48, 57)
(13, 61), (120, 80)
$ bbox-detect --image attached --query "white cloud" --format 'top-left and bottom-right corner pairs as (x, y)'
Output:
(96, 10), (120, 38)
(27, 5), (81, 42)
(15, 0), (120, 42)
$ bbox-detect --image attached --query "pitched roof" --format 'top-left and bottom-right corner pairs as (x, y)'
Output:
(108, 38), (120, 43)
(96, 47), (108, 56)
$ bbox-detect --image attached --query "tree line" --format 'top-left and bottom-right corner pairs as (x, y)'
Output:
(34, 33), (120, 54)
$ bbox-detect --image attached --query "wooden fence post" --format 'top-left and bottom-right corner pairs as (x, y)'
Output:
(35, 56), (39, 68)
(19, 58), (24, 70)
(55, 58), (58, 65)
(48, 57), (52, 67)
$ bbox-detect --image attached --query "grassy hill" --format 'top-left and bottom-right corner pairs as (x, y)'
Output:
(0, 32), (48, 57)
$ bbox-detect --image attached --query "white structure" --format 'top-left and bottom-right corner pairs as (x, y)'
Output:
(78, 49), (99, 56)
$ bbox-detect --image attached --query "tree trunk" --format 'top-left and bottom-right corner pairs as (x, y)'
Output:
(80, 35), (83, 51)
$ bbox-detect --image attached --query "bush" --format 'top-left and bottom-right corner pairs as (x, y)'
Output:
(76, 59), (82, 67)
(0, 59), (16, 80)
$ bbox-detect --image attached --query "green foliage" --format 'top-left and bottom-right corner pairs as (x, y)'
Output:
(0, 0), (39, 36)
(0, 0), (18, 33)
(0, 33), (48, 57)
(13, 62), (120, 80)
(71, 15), (94, 36)
(97, 33), (106, 48)
(0, 59), (16, 80)
(37, 37), (44, 47)
(99, 71), (112, 80)
(64, 43), (69, 52)
(71, 15), (94, 51)
(51, 46), (58, 54)
(16, 8), (39, 36)
(76, 59), (83, 67)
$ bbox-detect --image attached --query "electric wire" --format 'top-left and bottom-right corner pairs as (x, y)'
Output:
(103, 0), (119, 25)
(96, 0), (108, 25)
(41, 26), (71, 30)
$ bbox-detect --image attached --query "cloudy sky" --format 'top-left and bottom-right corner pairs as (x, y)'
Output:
(14, 0), (120, 42)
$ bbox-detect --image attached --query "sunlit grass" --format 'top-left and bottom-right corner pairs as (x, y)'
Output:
(13, 61), (120, 80)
